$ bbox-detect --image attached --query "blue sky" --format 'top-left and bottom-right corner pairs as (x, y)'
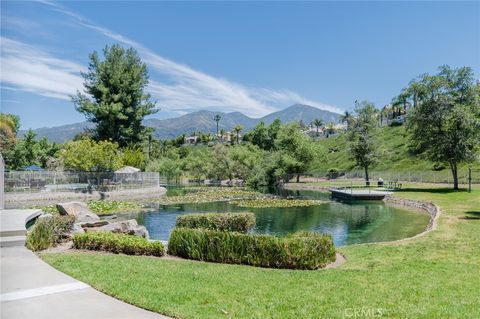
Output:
(1, 1), (479, 130)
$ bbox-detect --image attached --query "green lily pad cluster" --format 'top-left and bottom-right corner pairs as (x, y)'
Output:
(32, 200), (143, 216)
(156, 187), (264, 205)
(87, 200), (143, 215)
(231, 198), (325, 208)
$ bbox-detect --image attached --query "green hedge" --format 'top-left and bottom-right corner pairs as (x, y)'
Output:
(26, 215), (75, 251)
(168, 228), (336, 270)
(72, 232), (164, 257)
(175, 212), (255, 233)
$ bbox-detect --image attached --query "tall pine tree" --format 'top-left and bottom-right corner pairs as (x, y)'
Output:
(73, 45), (157, 147)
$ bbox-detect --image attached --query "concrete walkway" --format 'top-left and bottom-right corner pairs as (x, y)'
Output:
(0, 209), (170, 319)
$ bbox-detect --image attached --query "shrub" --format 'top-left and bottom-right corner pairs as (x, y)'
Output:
(176, 212), (255, 233)
(72, 232), (164, 257)
(168, 228), (336, 270)
(326, 168), (340, 179)
(26, 215), (75, 251)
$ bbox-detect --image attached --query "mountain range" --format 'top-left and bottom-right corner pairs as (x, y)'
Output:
(21, 104), (341, 142)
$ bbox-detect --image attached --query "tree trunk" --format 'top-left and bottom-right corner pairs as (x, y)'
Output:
(237, 132), (239, 144)
(316, 127), (319, 137)
(296, 174), (300, 183)
(450, 162), (459, 190)
(364, 166), (370, 186)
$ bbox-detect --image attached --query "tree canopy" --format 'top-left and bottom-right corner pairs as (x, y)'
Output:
(406, 65), (480, 189)
(348, 101), (378, 184)
(73, 45), (157, 147)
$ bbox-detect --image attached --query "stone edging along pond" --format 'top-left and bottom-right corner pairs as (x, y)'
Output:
(383, 195), (441, 242)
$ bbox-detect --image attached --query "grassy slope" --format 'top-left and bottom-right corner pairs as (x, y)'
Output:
(311, 125), (480, 172)
(42, 186), (480, 319)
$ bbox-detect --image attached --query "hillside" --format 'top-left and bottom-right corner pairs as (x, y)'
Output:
(311, 125), (480, 174)
(20, 104), (341, 142)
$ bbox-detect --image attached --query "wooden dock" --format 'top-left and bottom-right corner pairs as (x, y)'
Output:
(329, 188), (391, 200)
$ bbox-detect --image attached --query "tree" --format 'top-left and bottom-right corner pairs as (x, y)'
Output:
(219, 128), (226, 143)
(73, 45), (157, 147)
(275, 123), (315, 183)
(214, 114), (221, 140)
(406, 65), (480, 190)
(0, 113), (20, 157)
(60, 139), (123, 172)
(348, 101), (378, 185)
(122, 147), (146, 170)
(340, 111), (353, 129)
(244, 119), (281, 151)
(233, 125), (243, 144)
(312, 118), (324, 137)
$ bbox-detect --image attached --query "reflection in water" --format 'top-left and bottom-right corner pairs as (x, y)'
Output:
(130, 189), (429, 246)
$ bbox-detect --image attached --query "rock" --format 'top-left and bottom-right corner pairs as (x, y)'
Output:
(56, 201), (100, 223)
(79, 221), (110, 228)
(71, 223), (85, 235)
(87, 219), (150, 239)
(38, 213), (53, 220)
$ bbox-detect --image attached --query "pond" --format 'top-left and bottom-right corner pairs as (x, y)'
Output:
(128, 188), (430, 246)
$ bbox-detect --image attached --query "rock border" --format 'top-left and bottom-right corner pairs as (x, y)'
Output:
(383, 195), (441, 242)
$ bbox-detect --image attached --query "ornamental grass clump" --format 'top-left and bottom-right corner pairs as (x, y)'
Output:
(72, 232), (164, 257)
(26, 215), (75, 251)
(176, 212), (255, 233)
(168, 228), (336, 270)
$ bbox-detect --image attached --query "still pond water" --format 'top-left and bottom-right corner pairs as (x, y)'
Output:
(127, 188), (429, 246)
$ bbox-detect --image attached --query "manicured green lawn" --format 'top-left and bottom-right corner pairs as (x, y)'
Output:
(42, 186), (480, 319)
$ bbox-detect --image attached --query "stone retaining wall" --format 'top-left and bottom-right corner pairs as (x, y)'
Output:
(5, 187), (167, 209)
(384, 195), (440, 233)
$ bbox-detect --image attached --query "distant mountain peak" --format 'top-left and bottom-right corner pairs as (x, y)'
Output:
(21, 104), (341, 142)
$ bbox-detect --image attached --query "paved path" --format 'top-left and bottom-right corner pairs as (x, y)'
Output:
(0, 209), (170, 319)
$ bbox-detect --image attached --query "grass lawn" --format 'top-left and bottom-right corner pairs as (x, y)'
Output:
(41, 185), (480, 319)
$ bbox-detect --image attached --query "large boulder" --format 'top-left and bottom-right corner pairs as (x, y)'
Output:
(56, 201), (100, 223)
(87, 219), (149, 239)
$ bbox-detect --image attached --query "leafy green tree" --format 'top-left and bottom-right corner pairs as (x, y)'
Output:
(122, 147), (146, 170)
(406, 65), (480, 189)
(275, 123), (315, 183)
(184, 148), (213, 183)
(146, 156), (182, 183)
(73, 45), (157, 147)
(244, 119), (281, 150)
(348, 101), (378, 185)
(60, 139), (123, 172)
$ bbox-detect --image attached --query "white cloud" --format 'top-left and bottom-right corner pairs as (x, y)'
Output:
(0, 37), (84, 100)
(3, 1), (343, 117)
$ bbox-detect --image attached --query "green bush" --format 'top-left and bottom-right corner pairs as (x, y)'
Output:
(26, 215), (75, 251)
(168, 228), (336, 270)
(176, 212), (255, 233)
(326, 168), (341, 179)
(72, 232), (164, 257)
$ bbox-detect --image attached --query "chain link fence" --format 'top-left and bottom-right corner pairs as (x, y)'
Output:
(4, 171), (166, 193)
(301, 169), (479, 187)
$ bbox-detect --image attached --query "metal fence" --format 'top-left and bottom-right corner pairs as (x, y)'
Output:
(0, 154), (4, 209)
(4, 171), (166, 193)
(303, 169), (480, 186)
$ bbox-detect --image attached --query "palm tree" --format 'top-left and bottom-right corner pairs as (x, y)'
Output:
(312, 118), (324, 137)
(213, 114), (221, 140)
(219, 128), (226, 143)
(233, 125), (243, 144)
(340, 111), (353, 130)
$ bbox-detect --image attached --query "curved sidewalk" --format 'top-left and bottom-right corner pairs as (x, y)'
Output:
(0, 209), (170, 319)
